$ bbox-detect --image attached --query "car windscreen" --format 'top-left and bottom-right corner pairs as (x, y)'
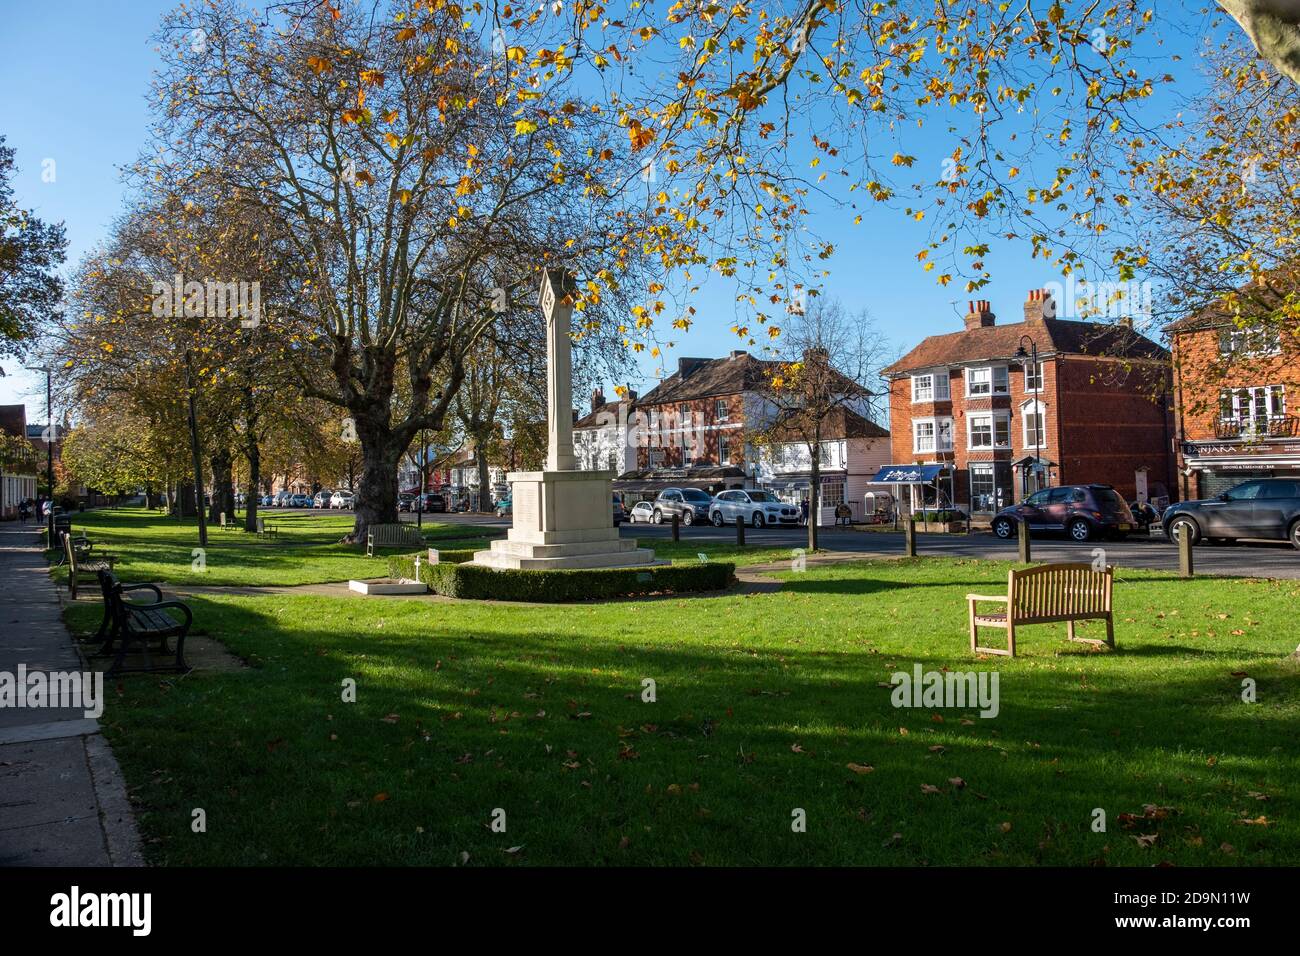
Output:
(747, 491), (777, 502)
(682, 489), (713, 502)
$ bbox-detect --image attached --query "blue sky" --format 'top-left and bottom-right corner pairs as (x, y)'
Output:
(0, 1), (1223, 418)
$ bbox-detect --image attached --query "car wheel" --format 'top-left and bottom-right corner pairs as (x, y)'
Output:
(752, 512), (766, 529)
(711, 511), (724, 527)
(1290, 520), (1300, 552)
(992, 517), (1015, 539)
(653, 510), (663, 525)
(1068, 518), (1092, 542)
(1168, 516), (1200, 546)
(683, 511), (694, 526)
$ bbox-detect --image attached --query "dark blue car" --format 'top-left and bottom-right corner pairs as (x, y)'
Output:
(1163, 478), (1300, 550)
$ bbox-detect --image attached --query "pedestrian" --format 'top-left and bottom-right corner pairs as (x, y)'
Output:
(835, 503), (852, 527)
(800, 498), (809, 526)
(18, 499), (29, 522)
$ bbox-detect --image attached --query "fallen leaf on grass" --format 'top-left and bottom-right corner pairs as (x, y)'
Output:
(790, 743), (805, 753)
(846, 763), (874, 774)
(948, 777), (966, 789)
(920, 783), (942, 795)
(1132, 833), (1158, 848)
(998, 821), (1013, 833)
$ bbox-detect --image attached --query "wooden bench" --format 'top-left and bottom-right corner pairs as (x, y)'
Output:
(95, 571), (192, 675)
(366, 523), (426, 556)
(63, 531), (116, 600)
(256, 516), (279, 539)
(967, 563), (1115, 658)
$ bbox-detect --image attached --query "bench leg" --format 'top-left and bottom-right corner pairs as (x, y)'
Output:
(1007, 623), (1016, 658)
(968, 601), (977, 653)
(1105, 615), (1115, 649)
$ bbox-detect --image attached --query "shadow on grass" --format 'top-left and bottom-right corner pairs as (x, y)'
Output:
(63, 590), (1300, 866)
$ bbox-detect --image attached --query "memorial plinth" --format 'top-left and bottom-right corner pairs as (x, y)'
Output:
(471, 268), (662, 572)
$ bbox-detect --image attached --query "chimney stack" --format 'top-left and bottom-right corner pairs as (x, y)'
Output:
(1118, 317), (1133, 330)
(625, 386), (638, 402)
(677, 357), (708, 379)
(963, 299), (995, 330)
(1023, 289), (1056, 322)
(591, 388), (605, 412)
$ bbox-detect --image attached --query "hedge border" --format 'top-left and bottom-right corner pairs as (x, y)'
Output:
(387, 553), (736, 602)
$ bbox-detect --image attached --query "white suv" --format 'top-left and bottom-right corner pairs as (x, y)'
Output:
(709, 490), (801, 528)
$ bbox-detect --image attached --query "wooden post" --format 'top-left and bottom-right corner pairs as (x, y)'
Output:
(904, 517), (916, 557)
(671, 512), (680, 541)
(1179, 528), (1194, 579)
(735, 515), (745, 547)
(1018, 519), (1031, 564)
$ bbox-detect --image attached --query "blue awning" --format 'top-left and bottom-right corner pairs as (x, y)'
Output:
(870, 464), (948, 484)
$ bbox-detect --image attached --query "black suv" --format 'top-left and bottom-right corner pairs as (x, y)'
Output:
(1162, 478), (1300, 550)
(991, 484), (1137, 542)
(652, 487), (714, 525)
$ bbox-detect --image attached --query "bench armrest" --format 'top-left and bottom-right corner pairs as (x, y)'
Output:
(966, 593), (1009, 603)
(122, 583), (163, 602)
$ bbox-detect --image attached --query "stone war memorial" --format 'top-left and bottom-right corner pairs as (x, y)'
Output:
(471, 268), (661, 570)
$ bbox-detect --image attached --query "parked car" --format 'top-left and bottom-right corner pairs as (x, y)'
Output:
(613, 493), (626, 526)
(628, 501), (655, 524)
(398, 493), (417, 512)
(288, 493), (311, 507)
(710, 489), (800, 528)
(652, 487), (714, 525)
(1162, 478), (1300, 550)
(273, 491), (293, 507)
(312, 491), (332, 508)
(330, 491), (355, 509)
(495, 495), (512, 518)
(417, 493), (445, 513)
(260, 494), (274, 507)
(991, 484), (1137, 542)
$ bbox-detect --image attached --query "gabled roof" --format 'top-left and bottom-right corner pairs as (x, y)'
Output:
(1163, 274), (1298, 333)
(882, 317), (1167, 377)
(636, 353), (780, 405)
(769, 406), (889, 441)
(574, 398), (632, 430)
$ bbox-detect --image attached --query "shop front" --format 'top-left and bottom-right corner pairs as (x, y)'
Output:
(1183, 446), (1300, 499)
(762, 471), (850, 525)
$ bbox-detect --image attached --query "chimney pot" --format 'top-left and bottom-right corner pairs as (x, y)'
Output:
(963, 299), (996, 330)
(591, 388), (605, 413)
(1024, 288), (1055, 322)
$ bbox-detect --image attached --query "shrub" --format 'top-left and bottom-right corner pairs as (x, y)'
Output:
(910, 509), (967, 523)
(386, 553), (736, 602)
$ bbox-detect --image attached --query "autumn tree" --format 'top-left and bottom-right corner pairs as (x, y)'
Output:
(749, 299), (887, 550)
(147, 0), (647, 540)
(0, 136), (66, 371)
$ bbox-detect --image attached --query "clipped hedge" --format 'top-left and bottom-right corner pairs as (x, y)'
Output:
(387, 553), (736, 602)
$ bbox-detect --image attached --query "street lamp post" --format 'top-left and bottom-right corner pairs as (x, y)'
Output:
(25, 365), (55, 544)
(1014, 336), (1040, 499)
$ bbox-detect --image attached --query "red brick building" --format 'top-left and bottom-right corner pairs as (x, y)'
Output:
(1168, 298), (1300, 499)
(881, 291), (1175, 517)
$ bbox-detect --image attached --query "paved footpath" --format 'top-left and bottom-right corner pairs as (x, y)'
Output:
(0, 522), (141, 866)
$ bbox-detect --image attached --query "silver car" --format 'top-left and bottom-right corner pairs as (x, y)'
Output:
(709, 489), (801, 528)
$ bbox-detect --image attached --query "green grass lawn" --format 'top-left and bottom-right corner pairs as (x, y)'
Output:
(60, 508), (501, 586)
(65, 556), (1300, 866)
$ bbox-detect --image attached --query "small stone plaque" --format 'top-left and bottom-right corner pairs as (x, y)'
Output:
(428, 548), (440, 565)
